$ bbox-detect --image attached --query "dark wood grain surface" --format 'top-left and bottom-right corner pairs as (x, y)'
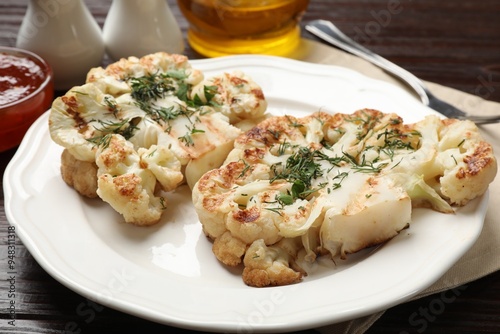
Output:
(1, 0), (500, 333)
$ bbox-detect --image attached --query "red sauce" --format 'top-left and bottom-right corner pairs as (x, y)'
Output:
(0, 53), (45, 106)
(0, 49), (53, 152)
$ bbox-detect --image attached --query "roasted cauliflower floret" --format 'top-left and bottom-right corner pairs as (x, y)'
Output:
(373, 114), (497, 208)
(193, 109), (497, 287)
(86, 52), (204, 96)
(95, 134), (183, 226)
(190, 70), (267, 124)
(212, 231), (247, 267)
(49, 83), (128, 162)
(242, 239), (304, 287)
(193, 156), (313, 272)
(435, 118), (497, 205)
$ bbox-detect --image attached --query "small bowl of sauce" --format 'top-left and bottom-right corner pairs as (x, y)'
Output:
(0, 46), (54, 152)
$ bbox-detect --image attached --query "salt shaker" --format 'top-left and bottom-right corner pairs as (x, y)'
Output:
(16, 0), (105, 90)
(103, 0), (185, 61)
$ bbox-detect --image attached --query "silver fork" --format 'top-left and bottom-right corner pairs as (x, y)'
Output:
(305, 19), (500, 124)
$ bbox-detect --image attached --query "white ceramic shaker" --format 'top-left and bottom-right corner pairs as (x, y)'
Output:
(102, 0), (184, 61)
(16, 0), (105, 91)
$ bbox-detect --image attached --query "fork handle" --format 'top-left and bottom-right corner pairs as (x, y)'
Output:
(306, 19), (430, 105)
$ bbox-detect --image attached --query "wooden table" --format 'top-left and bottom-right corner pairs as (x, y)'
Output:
(1, 1), (499, 333)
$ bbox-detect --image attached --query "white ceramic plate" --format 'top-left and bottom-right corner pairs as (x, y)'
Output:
(4, 55), (488, 333)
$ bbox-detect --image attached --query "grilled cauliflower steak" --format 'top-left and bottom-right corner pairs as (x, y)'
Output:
(49, 52), (267, 225)
(192, 109), (497, 287)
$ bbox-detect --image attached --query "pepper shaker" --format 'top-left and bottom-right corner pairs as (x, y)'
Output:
(103, 0), (184, 61)
(16, 0), (105, 90)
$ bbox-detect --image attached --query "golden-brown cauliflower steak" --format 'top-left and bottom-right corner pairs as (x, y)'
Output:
(49, 52), (268, 225)
(192, 109), (497, 287)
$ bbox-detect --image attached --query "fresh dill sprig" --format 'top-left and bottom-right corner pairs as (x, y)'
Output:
(129, 71), (182, 103)
(103, 96), (119, 116)
(129, 71), (220, 143)
(86, 118), (139, 148)
(187, 85), (220, 108)
(238, 159), (252, 178)
(285, 115), (303, 128)
(270, 146), (323, 189)
(178, 125), (205, 146)
(270, 146), (326, 204)
(342, 150), (388, 173)
(87, 133), (113, 148)
(276, 139), (296, 156)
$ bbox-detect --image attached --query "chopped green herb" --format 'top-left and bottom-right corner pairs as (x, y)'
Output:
(86, 118), (139, 148)
(238, 160), (252, 178)
(103, 96), (119, 116)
